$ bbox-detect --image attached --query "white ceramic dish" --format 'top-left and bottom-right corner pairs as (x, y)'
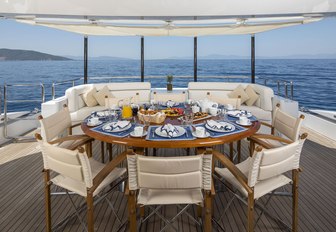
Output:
(102, 122), (131, 132)
(130, 131), (148, 137)
(228, 110), (253, 118)
(155, 126), (186, 138)
(205, 122), (235, 133)
(192, 131), (210, 138)
(235, 120), (252, 126)
(87, 121), (103, 127)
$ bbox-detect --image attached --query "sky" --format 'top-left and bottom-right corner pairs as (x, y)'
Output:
(1, 18), (336, 59)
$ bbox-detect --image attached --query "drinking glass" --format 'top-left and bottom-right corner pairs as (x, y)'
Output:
(142, 113), (151, 129)
(219, 108), (228, 121)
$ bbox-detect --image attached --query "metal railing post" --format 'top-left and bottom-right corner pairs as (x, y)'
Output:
(3, 84), (8, 138)
(284, 82), (288, 98)
(41, 83), (45, 103)
(264, 79), (267, 86)
(52, 83), (55, 100)
(290, 81), (294, 99)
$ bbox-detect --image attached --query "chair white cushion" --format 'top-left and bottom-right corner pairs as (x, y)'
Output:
(245, 85), (259, 106)
(228, 85), (249, 104)
(215, 159), (291, 199)
(93, 86), (112, 106)
(52, 158), (126, 197)
(137, 189), (204, 206)
(82, 87), (98, 107)
(56, 137), (92, 150)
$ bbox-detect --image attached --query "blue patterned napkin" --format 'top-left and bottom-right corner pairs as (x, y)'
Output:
(194, 121), (247, 138)
(146, 125), (195, 141)
(91, 122), (135, 138)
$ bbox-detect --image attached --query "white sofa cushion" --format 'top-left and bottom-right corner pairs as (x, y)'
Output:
(82, 87), (98, 107)
(188, 82), (274, 112)
(70, 105), (106, 123)
(93, 86), (112, 106)
(245, 85), (259, 106)
(228, 85), (249, 103)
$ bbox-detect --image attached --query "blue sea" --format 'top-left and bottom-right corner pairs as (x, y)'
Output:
(0, 59), (335, 112)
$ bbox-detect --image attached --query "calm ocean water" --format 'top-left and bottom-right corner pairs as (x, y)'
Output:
(0, 59), (335, 112)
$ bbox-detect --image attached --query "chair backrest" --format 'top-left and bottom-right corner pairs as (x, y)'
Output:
(38, 137), (93, 188)
(39, 106), (72, 142)
(272, 106), (304, 141)
(248, 134), (307, 187)
(127, 154), (212, 191)
(153, 91), (187, 103)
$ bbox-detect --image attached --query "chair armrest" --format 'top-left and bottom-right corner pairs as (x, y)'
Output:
(211, 179), (216, 196)
(260, 121), (273, 128)
(213, 150), (252, 194)
(249, 134), (292, 149)
(89, 150), (128, 194)
(49, 135), (92, 145)
(69, 122), (82, 129)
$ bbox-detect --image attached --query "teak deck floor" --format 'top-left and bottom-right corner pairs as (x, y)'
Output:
(0, 139), (335, 232)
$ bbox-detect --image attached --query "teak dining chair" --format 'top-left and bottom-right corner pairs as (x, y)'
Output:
(248, 103), (305, 155)
(214, 133), (307, 232)
(36, 133), (127, 232)
(126, 151), (214, 232)
(38, 105), (94, 156)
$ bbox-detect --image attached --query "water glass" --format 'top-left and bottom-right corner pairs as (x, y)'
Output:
(219, 108), (228, 121)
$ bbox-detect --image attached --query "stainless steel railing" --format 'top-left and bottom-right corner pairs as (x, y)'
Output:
(52, 78), (81, 99)
(261, 78), (294, 99)
(3, 83), (45, 140)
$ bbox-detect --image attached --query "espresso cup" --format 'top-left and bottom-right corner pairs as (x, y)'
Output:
(226, 104), (234, 110)
(195, 127), (206, 137)
(134, 126), (144, 136)
(239, 116), (249, 125)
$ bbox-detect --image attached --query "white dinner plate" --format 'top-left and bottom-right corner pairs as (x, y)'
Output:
(235, 120), (252, 126)
(155, 126), (186, 138)
(102, 122), (131, 132)
(130, 131), (148, 137)
(87, 121), (103, 127)
(192, 131), (210, 138)
(205, 121), (235, 133)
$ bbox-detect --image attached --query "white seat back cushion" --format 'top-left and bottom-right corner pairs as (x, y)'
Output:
(273, 107), (303, 141)
(153, 92), (187, 103)
(40, 107), (72, 142)
(127, 154), (212, 190)
(248, 138), (305, 187)
(39, 141), (93, 188)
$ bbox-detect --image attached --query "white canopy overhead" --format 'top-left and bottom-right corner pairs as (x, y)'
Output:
(1, 0), (335, 36)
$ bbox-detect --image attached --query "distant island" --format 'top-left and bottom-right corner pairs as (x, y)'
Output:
(0, 48), (71, 61)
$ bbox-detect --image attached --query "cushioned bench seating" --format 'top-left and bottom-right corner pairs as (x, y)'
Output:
(66, 82), (151, 123)
(188, 82), (274, 122)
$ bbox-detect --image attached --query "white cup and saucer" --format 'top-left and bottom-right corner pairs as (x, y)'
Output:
(192, 126), (210, 138)
(236, 116), (252, 126)
(87, 117), (102, 126)
(192, 105), (200, 113)
(209, 107), (220, 116)
(226, 104), (235, 111)
(130, 126), (147, 137)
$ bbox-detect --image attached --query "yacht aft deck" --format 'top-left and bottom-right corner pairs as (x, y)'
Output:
(0, 135), (335, 232)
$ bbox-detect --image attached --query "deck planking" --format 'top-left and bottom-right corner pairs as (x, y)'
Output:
(0, 139), (335, 232)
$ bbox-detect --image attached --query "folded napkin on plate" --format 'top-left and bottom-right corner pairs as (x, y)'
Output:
(105, 121), (130, 130)
(228, 110), (251, 117)
(166, 100), (176, 108)
(160, 124), (179, 138)
(206, 120), (233, 131)
(96, 111), (106, 117)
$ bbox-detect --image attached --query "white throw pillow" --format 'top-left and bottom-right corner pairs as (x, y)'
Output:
(245, 85), (259, 106)
(82, 87), (98, 107)
(228, 85), (249, 104)
(93, 86), (112, 106)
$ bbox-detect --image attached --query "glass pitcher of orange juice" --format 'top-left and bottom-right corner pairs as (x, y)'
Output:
(121, 98), (133, 119)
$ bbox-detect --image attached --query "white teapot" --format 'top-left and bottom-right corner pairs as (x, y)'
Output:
(196, 99), (218, 113)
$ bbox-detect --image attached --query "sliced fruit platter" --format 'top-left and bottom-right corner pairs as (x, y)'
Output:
(161, 107), (184, 117)
(193, 112), (212, 121)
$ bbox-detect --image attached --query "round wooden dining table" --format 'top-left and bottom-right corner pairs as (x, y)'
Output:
(81, 117), (261, 149)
